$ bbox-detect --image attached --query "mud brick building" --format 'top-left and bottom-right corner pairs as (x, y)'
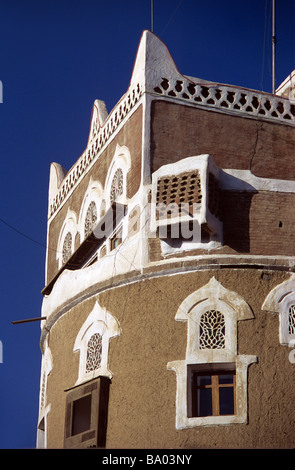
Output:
(37, 31), (295, 448)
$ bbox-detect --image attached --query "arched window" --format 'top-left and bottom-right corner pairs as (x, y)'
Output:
(77, 180), (102, 243)
(84, 201), (98, 238)
(37, 341), (52, 449)
(74, 301), (121, 386)
(86, 333), (102, 373)
(262, 275), (295, 346)
(110, 168), (123, 203)
(199, 310), (225, 349)
(56, 209), (77, 270)
(167, 277), (257, 429)
(62, 232), (73, 265)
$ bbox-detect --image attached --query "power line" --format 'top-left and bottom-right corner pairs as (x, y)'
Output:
(0, 217), (47, 249)
(160, 0), (184, 36)
(0, 217), (59, 254)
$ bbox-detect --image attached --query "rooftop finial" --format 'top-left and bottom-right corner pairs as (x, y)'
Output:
(272, 0), (276, 94)
(151, 0), (154, 32)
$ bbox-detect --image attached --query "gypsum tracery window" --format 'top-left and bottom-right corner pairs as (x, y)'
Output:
(110, 168), (123, 203)
(84, 201), (98, 237)
(62, 232), (73, 265)
(199, 310), (225, 349)
(289, 305), (295, 335)
(85, 333), (102, 373)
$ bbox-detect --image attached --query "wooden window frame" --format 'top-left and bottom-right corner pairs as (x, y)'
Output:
(64, 377), (110, 449)
(188, 364), (236, 418)
(110, 225), (123, 251)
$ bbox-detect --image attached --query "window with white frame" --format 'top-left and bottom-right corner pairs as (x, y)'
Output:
(78, 180), (102, 243)
(84, 201), (98, 238)
(110, 168), (124, 203)
(73, 301), (121, 386)
(188, 363), (236, 418)
(262, 274), (295, 346)
(57, 209), (78, 269)
(62, 232), (73, 264)
(150, 155), (223, 254)
(37, 340), (52, 449)
(167, 277), (257, 429)
(104, 144), (130, 210)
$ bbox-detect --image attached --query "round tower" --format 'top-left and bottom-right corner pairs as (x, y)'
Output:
(37, 31), (295, 449)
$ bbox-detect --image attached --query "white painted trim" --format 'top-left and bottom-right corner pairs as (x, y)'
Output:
(176, 277), (254, 323)
(56, 208), (78, 269)
(167, 355), (257, 429)
(104, 144), (131, 208)
(73, 301), (121, 386)
(167, 277), (257, 429)
(77, 178), (103, 241)
(150, 154), (222, 238)
(220, 169), (295, 192)
(262, 274), (295, 346)
(37, 340), (53, 449)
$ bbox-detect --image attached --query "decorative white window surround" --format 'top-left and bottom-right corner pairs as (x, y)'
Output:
(37, 340), (52, 449)
(57, 209), (77, 269)
(73, 301), (121, 386)
(104, 144), (131, 209)
(150, 154), (222, 247)
(262, 274), (295, 346)
(167, 277), (257, 429)
(78, 179), (103, 242)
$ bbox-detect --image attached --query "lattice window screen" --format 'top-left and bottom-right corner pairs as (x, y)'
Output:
(84, 201), (98, 237)
(199, 310), (225, 349)
(289, 305), (295, 335)
(62, 232), (73, 265)
(110, 168), (123, 203)
(86, 333), (103, 373)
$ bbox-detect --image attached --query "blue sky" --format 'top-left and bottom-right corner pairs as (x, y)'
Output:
(0, 0), (294, 449)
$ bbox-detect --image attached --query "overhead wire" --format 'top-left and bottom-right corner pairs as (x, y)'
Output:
(160, 0), (184, 36)
(0, 216), (61, 254)
(0, 216), (47, 250)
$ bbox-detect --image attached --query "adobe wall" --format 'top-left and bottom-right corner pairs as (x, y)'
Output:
(150, 100), (295, 179)
(45, 106), (142, 285)
(45, 268), (295, 449)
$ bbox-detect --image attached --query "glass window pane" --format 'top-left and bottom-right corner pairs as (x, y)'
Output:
(219, 374), (234, 384)
(72, 394), (92, 435)
(219, 387), (235, 415)
(198, 388), (212, 417)
(197, 375), (211, 386)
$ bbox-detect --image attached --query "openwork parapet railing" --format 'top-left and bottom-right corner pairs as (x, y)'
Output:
(49, 83), (142, 218)
(49, 74), (295, 220)
(154, 77), (295, 124)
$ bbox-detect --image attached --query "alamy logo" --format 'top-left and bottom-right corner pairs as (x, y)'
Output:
(92, 202), (202, 242)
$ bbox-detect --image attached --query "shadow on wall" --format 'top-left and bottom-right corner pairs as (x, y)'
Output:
(221, 189), (257, 253)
